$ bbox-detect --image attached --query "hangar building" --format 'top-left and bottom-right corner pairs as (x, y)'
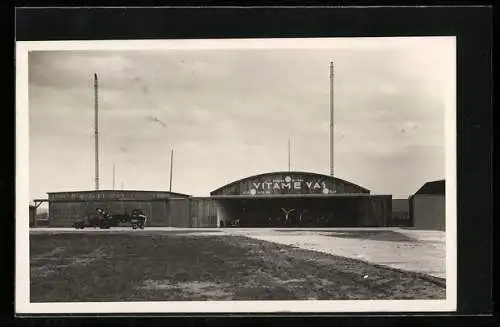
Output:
(409, 180), (446, 230)
(210, 171), (392, 227)
(45, 190), (216, 227)
(40, 172), (392, 228)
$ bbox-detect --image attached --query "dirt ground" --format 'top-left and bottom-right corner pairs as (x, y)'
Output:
(30, 232), (446, 302)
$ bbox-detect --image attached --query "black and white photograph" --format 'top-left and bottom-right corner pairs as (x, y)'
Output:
(16, 37), (457, 313)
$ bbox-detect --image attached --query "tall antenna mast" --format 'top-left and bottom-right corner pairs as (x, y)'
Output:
(288, 138), (291, 172)
(112, 163), (116, 190)
(94, 73), (100, 190)
(169, 149), (174, 192)
(329, 61), (335, 177)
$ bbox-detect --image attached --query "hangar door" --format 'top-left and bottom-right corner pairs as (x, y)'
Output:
(215, 195), (391, 227)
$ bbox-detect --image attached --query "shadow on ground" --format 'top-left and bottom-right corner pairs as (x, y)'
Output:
(321, 230), (418, 243)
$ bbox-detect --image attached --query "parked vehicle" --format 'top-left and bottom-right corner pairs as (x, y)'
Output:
(72, 208), (147, 230)
(129, 209), (147, 229)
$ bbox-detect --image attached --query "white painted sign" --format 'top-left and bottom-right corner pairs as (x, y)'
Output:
(243, 175), (337, 195)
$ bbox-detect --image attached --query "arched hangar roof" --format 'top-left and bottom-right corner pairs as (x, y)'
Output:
(210, 171), (370, 196)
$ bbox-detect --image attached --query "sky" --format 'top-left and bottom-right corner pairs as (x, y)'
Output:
(27, 37), (455, 201)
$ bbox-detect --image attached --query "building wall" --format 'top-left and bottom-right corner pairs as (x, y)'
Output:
(47, 198), (218, 228)
(411, 195), (445, 230)
(357, 196), (392, 227)
(148, 201), (167, 226)
(29, 206), (36, 227)
(189, 198), (218, 228)
(49, 200), (162, 227)
(47, 190), (191, 227)
(168, 198), (191, 227)
(49, 202), (84, 227)
(165, 198), (217, 228)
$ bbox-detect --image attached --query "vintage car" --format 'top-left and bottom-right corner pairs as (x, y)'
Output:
(73, 208), (147, 229)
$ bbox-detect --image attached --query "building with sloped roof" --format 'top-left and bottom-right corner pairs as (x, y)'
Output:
(46, 190), (192, 227)
(409, 180), (445, 230)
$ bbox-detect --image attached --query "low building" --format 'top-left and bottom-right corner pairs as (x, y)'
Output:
(409, 180), (446, 230)
(47, 190), (191, 227)
(45, 190), (218, 228)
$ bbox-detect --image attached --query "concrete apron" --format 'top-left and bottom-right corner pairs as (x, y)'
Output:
(223, 228), (446, 279)
(30, 227), (446, 279)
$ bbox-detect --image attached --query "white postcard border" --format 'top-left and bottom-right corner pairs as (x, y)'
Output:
(16, 37), (457, 314)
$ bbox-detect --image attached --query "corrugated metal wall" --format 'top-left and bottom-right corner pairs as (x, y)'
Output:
(49, 202), (83, 227)
(168, 198), (191, 227)
(357, 196), (391, 227)
(47, 197), (220, 228)
(372, 196), (391, 227)
(148, 201), (166, 226)
(189, 198), (218, 227)
(411, 195), (445, 230)
(49, 200), (163, 227)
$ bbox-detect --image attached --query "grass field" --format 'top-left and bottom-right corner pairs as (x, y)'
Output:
(30, 232), (446, 302)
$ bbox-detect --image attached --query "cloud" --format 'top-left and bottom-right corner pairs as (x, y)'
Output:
(28, 38), (453, 199)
